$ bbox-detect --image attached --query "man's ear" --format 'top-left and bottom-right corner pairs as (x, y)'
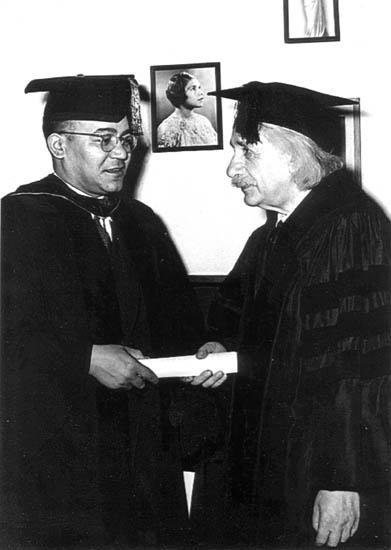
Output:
(47, 133), (66, 159)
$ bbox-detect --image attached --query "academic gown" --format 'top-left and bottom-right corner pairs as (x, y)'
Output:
(0, 174), (205, 548)
(206, 169), (391, 547)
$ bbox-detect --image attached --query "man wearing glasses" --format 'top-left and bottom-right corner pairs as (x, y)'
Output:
(0, 75), (213, 548)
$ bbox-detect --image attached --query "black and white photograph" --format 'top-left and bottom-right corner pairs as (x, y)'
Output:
(284, 0), (340, 43)
(150, 62), (223, 152)
(1, 1), (390, 549)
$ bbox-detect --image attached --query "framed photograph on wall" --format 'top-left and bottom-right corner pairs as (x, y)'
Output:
(150, 62), (223, 152)
(334, 99), (361, 185)
(284, 0), (340, 43)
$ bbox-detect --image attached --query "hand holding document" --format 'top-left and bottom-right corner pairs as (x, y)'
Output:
(141, 351), (237, 378)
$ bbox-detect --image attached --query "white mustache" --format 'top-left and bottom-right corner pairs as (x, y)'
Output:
(231, 176), (255, 189)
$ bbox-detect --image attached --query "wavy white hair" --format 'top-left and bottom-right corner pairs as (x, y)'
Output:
(260, 123), (343, 190)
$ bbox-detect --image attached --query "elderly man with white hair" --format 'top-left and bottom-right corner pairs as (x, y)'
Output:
(195, 81), (391, 548)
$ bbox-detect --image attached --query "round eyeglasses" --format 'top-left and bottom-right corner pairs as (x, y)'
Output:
(58, 131), (137, 153)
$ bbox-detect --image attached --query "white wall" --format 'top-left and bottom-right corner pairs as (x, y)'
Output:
(1, 0), (389, 275)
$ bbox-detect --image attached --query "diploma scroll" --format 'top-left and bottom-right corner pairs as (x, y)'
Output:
(141, 351), (237, 378)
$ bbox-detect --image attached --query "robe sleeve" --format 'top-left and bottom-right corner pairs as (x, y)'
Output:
(1, 195), (94, 462)
(131, 205), (206, 356)
(207, 227), (267, 347)
(299, 205), (391, 491)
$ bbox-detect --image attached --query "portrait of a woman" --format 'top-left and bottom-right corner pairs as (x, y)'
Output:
(157, 72), (218, 148)
(284, 0), (339, 42)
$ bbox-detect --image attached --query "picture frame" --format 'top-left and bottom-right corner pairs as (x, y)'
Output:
(284, 0), (340, 43)
(150, 62), (223, 153)
(334, 99), (361, 185)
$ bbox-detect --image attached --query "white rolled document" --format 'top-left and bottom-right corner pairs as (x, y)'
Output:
(141, 351), (237, 378)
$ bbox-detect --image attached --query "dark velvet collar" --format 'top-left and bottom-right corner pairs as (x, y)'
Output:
(12, 173), (121, 217)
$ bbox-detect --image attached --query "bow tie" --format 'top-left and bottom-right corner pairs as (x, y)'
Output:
(68, 193), (120, 217)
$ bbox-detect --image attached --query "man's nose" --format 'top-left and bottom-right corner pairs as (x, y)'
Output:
(110, 140), (129, 159)
(226, 155), (239, 178)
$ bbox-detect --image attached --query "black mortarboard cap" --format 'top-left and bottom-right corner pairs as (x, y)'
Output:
(209, 81), (358, 150)
(25, 74), (143, 135)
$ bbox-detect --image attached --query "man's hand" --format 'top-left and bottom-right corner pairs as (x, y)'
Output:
(182, 341), (228, 388)
(196, 341), (227, 358)
(89, 344), (158, 390)
(312, 490), (360, 547)
(182, 369), (227, 388)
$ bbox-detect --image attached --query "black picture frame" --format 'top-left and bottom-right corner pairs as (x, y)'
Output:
(150, 62), (223, 153)
(284, 0), (340, 43)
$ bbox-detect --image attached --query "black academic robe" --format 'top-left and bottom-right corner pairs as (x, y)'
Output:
(0, 174), (205, 548)
(206, 169), (391, 547)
